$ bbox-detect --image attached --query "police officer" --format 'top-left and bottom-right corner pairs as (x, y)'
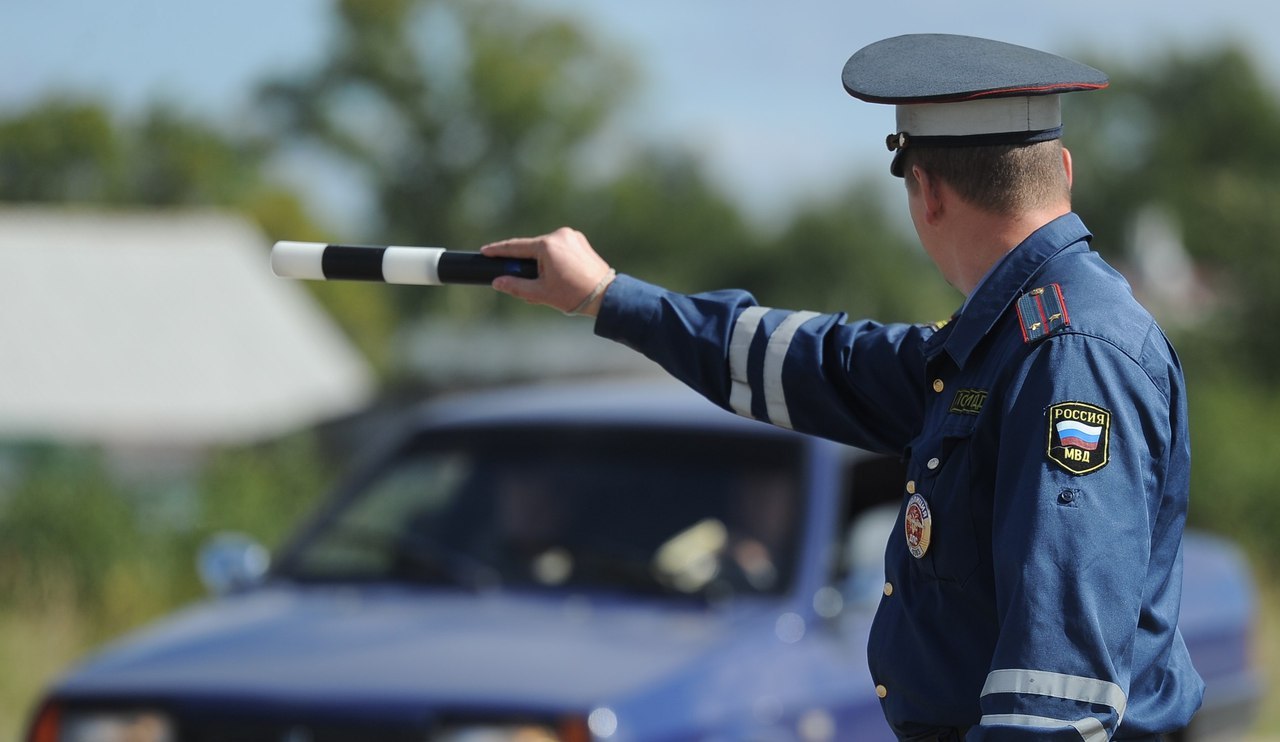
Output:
(482, 33), (1202, 741)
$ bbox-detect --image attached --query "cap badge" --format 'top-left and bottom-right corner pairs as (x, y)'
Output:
(1047, 401), (1111, 475)
(904, 494), (933, 559)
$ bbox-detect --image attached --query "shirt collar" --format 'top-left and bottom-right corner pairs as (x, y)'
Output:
(924, 212), (1093, 367)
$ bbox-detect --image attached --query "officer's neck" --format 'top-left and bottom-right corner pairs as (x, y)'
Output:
(923, 198), (1071, 296)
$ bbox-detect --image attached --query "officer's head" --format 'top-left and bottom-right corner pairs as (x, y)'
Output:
(899, 141), (1071, 217)
(842, 34), (1106, 214)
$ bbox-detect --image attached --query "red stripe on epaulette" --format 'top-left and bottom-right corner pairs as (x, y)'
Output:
(1017, 284), (1071, 343)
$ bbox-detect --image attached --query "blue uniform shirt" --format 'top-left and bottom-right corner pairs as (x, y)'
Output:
(594, 212), (1203, 739)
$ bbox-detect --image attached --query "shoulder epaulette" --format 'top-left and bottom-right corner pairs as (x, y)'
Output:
(1017, 283), (1071, 343)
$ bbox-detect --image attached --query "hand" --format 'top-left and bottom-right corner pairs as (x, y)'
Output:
(481, 227), (616, 317)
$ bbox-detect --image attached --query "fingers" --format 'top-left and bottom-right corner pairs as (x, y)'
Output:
(490, 274), (540, 304)
(482, 227), (613, 315)
(480, 237), (541, 260)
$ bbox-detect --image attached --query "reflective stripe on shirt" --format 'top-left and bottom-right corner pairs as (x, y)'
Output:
(981, 668), (1126, 720)
(763, 311), (821, 429)
(728, 306), (769, 419)
(727, 307), (820, 428)
(980, 668), (1125, 741)
(979, 713), (1107, 742)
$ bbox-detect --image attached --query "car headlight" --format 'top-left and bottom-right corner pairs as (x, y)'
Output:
(434, 724), (574, 742)
(27, 703), (174, 742)
(435, 715), (600, 742)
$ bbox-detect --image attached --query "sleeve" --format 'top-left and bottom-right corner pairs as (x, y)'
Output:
(968, 332), (1169, 741)
(594, 274), (932, 455)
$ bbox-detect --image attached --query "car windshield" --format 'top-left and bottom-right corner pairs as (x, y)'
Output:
(277, 424), (804, 599)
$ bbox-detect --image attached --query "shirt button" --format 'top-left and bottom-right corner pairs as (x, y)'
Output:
(875, 684), (888, 699)
(905, 480), (916, 494)
(883, 582), (894, 597)
(927, 457), (940, 470)
(932, 379), (945, 393)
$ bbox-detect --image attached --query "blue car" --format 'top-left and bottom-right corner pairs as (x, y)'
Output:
(27, 381), (1260, 741)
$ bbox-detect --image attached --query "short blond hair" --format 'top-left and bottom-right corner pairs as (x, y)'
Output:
(903, 140), (1070, 215)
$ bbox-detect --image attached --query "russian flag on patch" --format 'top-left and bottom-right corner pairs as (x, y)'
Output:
(1056, 419), (1102, 451)
(1047, 401), (1111, 475)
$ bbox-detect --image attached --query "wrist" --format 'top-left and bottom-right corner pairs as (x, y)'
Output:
(565, 269), (616, 317)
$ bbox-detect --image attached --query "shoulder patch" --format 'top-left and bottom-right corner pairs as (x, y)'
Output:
(1017, 284), (1070, 343)
(1046, 401), (1110, 475)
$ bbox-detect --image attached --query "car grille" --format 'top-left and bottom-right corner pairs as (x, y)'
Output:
(176, 716), (430, 742)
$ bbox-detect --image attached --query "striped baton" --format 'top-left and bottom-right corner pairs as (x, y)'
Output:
(270, 242), (538, 285)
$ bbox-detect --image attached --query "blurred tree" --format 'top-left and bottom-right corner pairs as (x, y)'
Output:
(561, 157), (952, 320)
(0, 97), (402, 371)
(1067, 43), (1280, 562)
(0, 99), (267, 208)
(565, 148), (767, 295)
(1068, 44), (1280, 378)
(0, 100), (124, 202)
(760, 180), (954, 320)
(126, 106), (268, 207)
(256, 0), (955, 338)
(258, 0), (636, 321)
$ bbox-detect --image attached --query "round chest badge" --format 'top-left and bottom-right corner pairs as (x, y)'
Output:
(904, 494), (933, 559)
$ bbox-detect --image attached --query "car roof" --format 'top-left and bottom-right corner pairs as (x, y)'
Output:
(410, 378), (803, 439)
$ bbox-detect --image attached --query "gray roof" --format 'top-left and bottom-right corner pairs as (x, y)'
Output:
(0, 207), (374, 446)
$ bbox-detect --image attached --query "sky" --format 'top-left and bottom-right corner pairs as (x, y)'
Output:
(4, 0), (1278, 227)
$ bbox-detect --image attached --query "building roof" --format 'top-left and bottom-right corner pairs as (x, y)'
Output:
(0, 207), (375, 447)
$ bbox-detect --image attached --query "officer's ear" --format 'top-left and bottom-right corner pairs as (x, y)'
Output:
(910, 164), (946, 224)
(1062, 146), (1074, 191)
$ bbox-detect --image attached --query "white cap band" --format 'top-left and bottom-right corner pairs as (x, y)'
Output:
(895, 95), (1061, 138)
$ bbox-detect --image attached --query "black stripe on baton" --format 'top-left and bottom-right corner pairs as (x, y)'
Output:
(322, 245), (387, 281)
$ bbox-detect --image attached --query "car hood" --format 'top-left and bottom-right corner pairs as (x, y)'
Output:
(56, 583), (776, 710)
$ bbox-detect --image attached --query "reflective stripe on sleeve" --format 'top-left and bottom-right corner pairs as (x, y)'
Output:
(728, 306), (769, 419)
(762, 311), (820, 429)
(981, 669), (1127, 721)
(978, 713), (1107, 742)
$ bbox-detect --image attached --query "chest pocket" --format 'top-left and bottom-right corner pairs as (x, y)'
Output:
(912, 415), (981, 587)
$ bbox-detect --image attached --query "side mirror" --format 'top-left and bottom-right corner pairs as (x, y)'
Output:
(198, 532), (270, 595)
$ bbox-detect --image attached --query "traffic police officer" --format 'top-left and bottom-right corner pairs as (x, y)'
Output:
(483, 33), (1203, 741)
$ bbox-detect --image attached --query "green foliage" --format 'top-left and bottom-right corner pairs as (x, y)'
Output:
(0, 447), (163, 622)
(1064, 43), (1280, 575)
(0, 100), (123, 201)
(566, 149), (767, 295)
(126, 107), (268, 207)
(0, 436), (332, 627)
(2, 10), (1280, 736)
(1184, 375), (1280, 564)
(252, 0), (956, 328)
(0, 436), (335, 736)
(763, 181), (954, 320)
(0, 100), (266, 208)
(194, 434), (337, 552)
(258, 0), (635, 321)
(1069, 44), (1280, 379)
